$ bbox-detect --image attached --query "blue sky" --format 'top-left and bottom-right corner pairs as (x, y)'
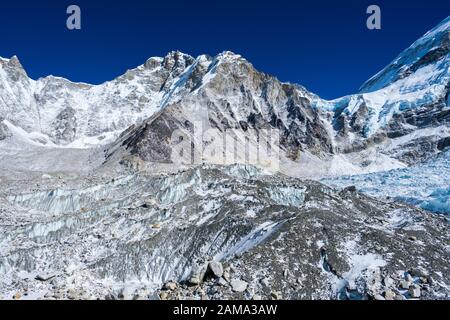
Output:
(0, 0), (448, 99)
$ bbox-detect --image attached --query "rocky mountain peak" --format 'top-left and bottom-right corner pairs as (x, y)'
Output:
(162, 50), (195, 72)
(0, 55), (28, 81)
(8, 55), (23, 68)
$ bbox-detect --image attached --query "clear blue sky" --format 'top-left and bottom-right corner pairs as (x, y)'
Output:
(0, 0), (448, 99)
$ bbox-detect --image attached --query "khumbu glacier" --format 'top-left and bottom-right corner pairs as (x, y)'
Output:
(0, 16), (449, 300)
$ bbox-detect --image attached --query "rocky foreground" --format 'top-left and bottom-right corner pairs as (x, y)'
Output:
(0, 165), (448, 300)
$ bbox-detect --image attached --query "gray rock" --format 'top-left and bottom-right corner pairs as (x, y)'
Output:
(384, 289), (396, 300)
(51, 107), (77, 144)
(409, 285), (421, 298)
(230, 279), (248, 293)
(67, 289), (79, 300)
(383, 276), (394, 288)
(400, 280), (411, 290)
(261, 278), (271, 287)
(410, 268), (429, 278)
(159, 291), (169, 300)
(419, 277), (428, 284)
(189, 264), (207, 285)
(35, 272), (57, 282)
(271, 291), (282, 300)
(0, 119), (10, 141)
(208, 261), (224, 278)
(343, 186), (357, 193)
(217, 277), (228, 287)
(164, 282), (177, 291)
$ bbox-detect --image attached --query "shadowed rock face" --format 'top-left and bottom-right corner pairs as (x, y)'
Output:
(0, 165), (448, 300)
(108, 53), (335, 165)
(0, 118), (10, 141)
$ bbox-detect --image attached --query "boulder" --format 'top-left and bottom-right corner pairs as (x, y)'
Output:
(384, 289), (396, 300)
(399, 280), (411, 290)
(207, 261), (224, 278)
(217, 277), (228, 287)
(409, 268), (429, 278)
(189, 264), (207, 285)
(230, 279), (248, 293)
(35, 272), (57, 282)
(159, 291), (168, 300)
(409, 285), (421, 298)
(271, 291), (283, 300)
(164, 282), (178, 291)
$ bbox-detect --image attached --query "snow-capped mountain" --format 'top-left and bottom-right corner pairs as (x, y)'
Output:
(1, 16), (449, 177)
(322, 16), (450, 165)
(0, 51), (198, 147)
(0, 16), (449, 301)
(360, 16), (449, 93)
(106, 16), (449, 176)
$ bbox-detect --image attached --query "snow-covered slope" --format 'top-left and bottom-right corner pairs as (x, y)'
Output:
(360, 16), (450, 93)
(310, 16), (450, 168)
(0, 52), (196, 147)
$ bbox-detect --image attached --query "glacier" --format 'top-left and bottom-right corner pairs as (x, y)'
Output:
(322, 149), (450, 215)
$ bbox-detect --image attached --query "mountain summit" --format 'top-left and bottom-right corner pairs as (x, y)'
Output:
(0, 17), (449, 176)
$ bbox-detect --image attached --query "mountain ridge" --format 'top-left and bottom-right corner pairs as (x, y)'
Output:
(0, 16), (449, 177)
